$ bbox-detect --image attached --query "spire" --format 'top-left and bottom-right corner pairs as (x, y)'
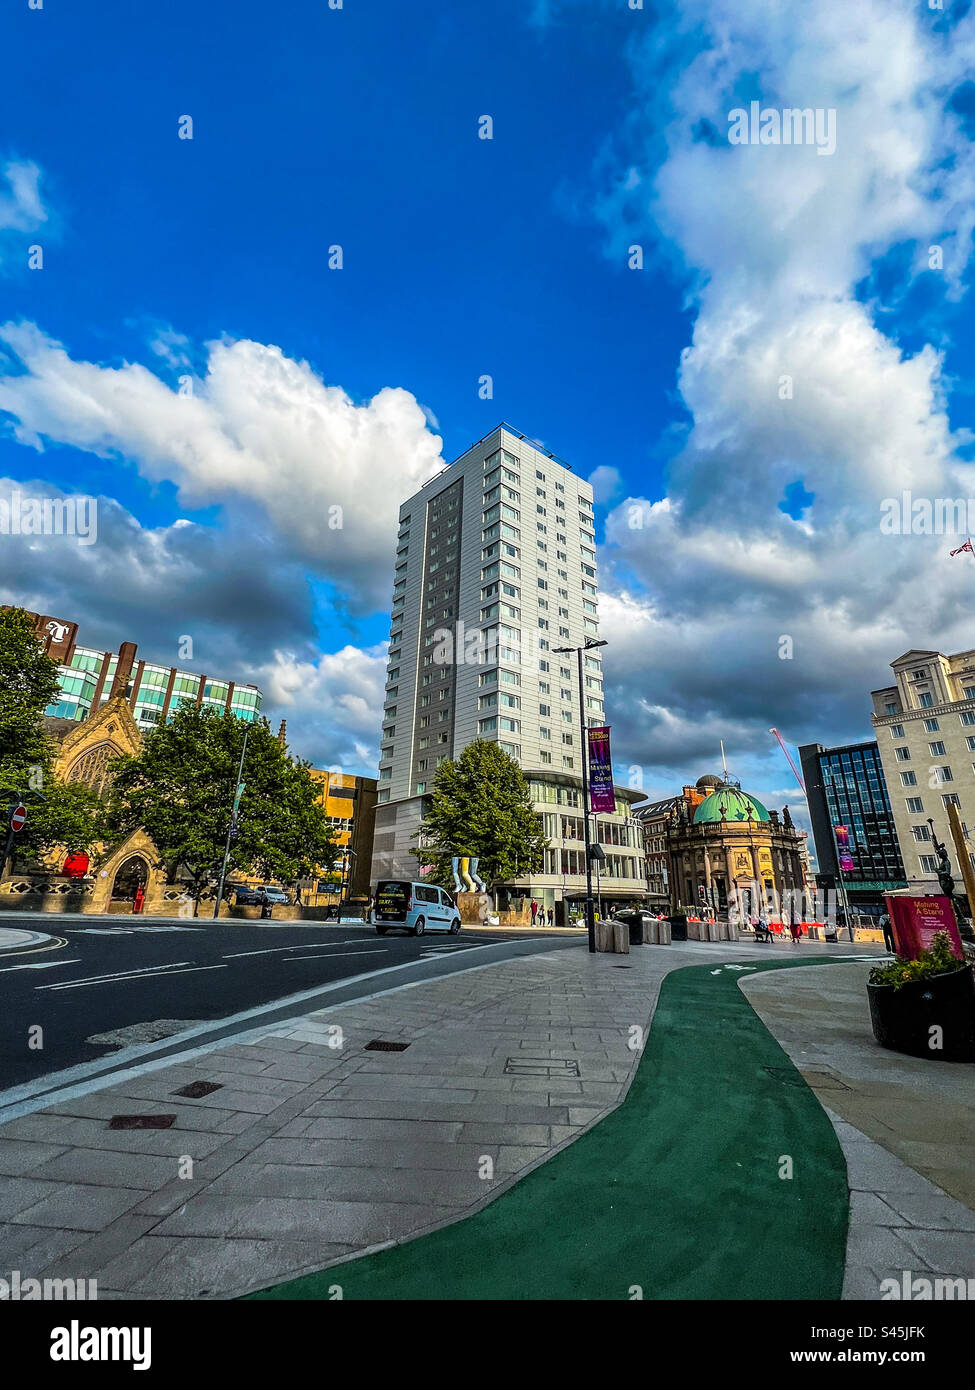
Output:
(277, 719), (287, 747)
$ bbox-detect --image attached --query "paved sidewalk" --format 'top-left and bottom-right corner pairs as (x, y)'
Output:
(743, 963), (975, 1301)
(0, 938), (964, 1300)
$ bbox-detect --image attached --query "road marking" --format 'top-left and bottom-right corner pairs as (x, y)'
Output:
(283, 950), (387, 961)
(0, 958), (81, 973)
(33, 960), (192, 988)
(222, 941), (354, 959)
(37, 963), (228, 992)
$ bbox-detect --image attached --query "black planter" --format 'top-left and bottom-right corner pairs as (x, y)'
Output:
(670, 913), (688, 942)
(868, 965), (975, 1062)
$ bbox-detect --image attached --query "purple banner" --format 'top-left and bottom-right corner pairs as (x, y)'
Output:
(587, 726), (616, 813)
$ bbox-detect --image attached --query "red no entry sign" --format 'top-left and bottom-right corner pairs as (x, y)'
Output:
(10, 804), (27, 832)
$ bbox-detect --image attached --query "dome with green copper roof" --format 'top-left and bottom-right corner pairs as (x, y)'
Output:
(693, 782), (770, 824)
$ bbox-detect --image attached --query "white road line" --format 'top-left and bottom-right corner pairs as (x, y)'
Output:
(38, 963), (228, 992)
(0, 958), (81, 973)
(223, 941), (350, 959)
(283, 950), (387, 961)
(33, 960), (193, 990)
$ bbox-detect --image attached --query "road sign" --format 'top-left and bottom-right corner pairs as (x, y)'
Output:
(10, 804), (27, 833)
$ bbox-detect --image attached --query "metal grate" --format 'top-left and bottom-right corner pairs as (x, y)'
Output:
(364, 1039), (411, 1052)
(173, 1081), (223, 1099)
(504, 1057), (581, 1078)
(109, 1114), (177, 1130)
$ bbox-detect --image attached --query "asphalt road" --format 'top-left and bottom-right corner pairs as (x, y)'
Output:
(0, 917), (577, 1095)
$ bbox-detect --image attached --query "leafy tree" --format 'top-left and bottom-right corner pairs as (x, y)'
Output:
(0, 606), (60, 797)
(107, 704), (339, 913)
(0, 607), (105, 874)
(16, 781), (108, 870)
(414, 739), (547, 889)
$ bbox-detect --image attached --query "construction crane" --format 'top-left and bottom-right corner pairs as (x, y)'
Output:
(770, 728), (806, 794)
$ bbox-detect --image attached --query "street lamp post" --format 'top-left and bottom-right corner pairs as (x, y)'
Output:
(340, 848), (357, 920)
(213, 721), (250, 921)
(554, 637), (608, 954)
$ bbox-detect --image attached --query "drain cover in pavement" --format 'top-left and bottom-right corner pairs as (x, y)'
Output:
(365, 1039), (411, 1052)
(173, 1081), (223, 1099)
(109, 1114), (177, 1130)
(504, 1057), (581, 1077)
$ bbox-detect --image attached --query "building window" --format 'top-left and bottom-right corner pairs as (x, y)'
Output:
(900, 771), (917, 786)
(889, 724), (904, 738)
(938, 766), (953, 782)
(895, 747), (911, 761)
(943, 792), (961, 807)
(919, 693), (934, 708)
(929, 741), (946, 756)
(924, 718), (940, 732)
(885, 702), (898, 715)
(906, 797), (924, 813)
(911, 825), (930, 841)
(919, 855), (938, 873)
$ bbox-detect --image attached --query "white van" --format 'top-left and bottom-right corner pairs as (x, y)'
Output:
(373, 880), (462, 936)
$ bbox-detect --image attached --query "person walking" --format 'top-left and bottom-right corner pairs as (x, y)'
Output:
(879, 911), (895, 953)
(788, 905), (801, 945)
(530, 898), (539, 926)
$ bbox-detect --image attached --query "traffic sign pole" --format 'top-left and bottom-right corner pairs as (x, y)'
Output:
(2, 803), (27, 884)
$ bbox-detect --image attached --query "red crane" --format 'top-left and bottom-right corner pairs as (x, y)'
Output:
(769, 728), (806, 795)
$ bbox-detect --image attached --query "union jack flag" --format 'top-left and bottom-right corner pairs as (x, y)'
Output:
(950, 538), (974, 556)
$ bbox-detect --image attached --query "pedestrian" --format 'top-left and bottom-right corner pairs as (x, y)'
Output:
(879, 911), (895, 953)
(789, 905), (801, 945)
(260, 889), (272, 920)
(530, 898), (538, 925)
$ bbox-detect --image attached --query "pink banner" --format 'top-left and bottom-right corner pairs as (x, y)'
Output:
(587, 726), (616, 813)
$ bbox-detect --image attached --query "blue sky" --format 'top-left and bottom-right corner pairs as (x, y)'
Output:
(2, 0), (975, 840)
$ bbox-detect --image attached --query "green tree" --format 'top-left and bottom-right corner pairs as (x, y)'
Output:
(0, 607), (105, 874)
(108, 704), (339, 913)
(0, 606), (60, 797)
(414, 739), (547, 889)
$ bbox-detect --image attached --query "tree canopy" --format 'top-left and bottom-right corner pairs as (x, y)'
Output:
(108, 703), (339, 909)
(414, 739), (547, 889)
(0, 607), (105, 870)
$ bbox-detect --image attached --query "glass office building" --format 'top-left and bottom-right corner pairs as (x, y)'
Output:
(798, 740), (907, 908)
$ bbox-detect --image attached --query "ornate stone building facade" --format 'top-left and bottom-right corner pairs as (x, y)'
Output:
(636, 774), (808, 916)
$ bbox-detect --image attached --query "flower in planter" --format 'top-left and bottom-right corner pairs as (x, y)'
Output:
(868, 930), (962, 990)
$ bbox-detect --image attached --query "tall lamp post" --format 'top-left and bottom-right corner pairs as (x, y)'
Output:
(340, 848), (357, 920)
(553, 636), (608, 954)
(213, 721), (250, 921)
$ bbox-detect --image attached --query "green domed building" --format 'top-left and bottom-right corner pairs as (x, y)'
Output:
(636, 773), (807, 917)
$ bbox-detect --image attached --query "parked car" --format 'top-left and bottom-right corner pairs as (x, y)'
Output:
(373, 880), (461, 936)
(235, 883), (290, 906)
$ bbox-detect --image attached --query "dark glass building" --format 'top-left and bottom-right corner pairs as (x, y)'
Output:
(798, 740), (907, 910)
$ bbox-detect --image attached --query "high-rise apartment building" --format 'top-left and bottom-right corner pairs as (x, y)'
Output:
(871, 647), (975, 887)
(798, 740), (907, 910)
(370, 424), (646, 916)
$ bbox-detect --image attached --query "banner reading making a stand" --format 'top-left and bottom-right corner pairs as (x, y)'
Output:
(587, 725), (616, 813)
(885, 894), (964, 961)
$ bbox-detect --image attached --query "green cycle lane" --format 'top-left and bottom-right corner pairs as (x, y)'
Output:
(248, 956), (849, 1300)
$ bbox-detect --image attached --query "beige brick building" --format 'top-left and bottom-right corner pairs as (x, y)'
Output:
(871, 648), (975, 888)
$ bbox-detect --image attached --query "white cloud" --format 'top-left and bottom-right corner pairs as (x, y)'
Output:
(588, 464), (622, 505)
(0, 324), (446, 613)
(588, 0), (975, 810)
